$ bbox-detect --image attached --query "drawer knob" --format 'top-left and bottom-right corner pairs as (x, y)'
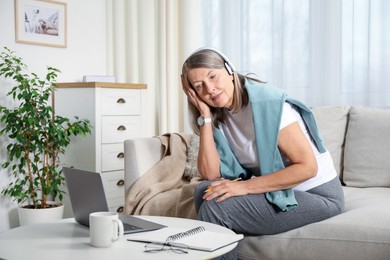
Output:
(116, 98), (126, 104)
(117, 179), (125, 186)
(117, 206), (124, 213)
(117, 125), (126, 131)
(117, 152), (124, 158)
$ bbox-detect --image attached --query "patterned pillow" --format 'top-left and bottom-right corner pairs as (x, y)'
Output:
(183, 134), (201, 180)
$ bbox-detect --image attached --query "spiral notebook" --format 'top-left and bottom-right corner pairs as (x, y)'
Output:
(126, 226), (244, 252)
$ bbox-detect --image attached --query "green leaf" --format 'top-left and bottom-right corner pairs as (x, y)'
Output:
(0, 47), (91, 207)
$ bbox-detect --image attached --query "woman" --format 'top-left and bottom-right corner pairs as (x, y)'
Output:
(181, 47), (344, 246)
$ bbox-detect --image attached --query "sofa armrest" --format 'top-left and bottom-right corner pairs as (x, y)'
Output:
(124, 138), (163, 194)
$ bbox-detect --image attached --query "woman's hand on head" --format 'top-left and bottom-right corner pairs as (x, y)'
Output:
(181, 75), (211, 116)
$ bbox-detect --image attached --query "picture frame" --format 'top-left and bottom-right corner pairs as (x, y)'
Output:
(14, 0), (67, 48)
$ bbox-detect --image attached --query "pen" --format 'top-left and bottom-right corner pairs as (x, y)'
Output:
(204, 178), (242, 193)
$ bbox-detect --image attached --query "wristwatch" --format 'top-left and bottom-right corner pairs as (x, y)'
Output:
(197, 116), (212, 126)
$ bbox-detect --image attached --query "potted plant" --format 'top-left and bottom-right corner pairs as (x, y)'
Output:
(0, 47), (91, 225)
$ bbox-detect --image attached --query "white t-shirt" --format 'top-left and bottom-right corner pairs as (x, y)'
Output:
(219, 102), (337, 191)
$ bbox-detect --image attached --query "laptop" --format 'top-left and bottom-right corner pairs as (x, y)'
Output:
(63, 167), (166, 234)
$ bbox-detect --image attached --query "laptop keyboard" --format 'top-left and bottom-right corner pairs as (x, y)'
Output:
(123, 223), (142, 231)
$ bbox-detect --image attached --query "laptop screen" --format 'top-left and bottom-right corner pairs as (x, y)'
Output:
(63, 167), (109, 227)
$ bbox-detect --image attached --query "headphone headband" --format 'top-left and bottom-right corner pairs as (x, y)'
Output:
(192, 47), (235, 75)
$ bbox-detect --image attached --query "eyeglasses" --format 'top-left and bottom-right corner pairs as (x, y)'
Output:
(144, 242), (189, 254)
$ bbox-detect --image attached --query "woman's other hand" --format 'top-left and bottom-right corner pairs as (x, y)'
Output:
(203, 179), (248, 203)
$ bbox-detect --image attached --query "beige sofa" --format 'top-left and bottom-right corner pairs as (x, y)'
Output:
(124, 106), (390, 260)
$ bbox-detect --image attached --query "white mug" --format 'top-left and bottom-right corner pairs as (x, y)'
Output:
(89, 212), (124, 248)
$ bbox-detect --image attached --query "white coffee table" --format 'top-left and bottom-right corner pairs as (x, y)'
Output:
(0, 215), (238, 259)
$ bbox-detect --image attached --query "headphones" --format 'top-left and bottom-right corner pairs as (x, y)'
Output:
(191, 47), (236, 75)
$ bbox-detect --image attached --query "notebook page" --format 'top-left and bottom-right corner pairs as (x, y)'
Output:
(126, 226), (243, 251)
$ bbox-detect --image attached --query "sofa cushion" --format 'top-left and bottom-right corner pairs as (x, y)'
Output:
(311, 106), (350, 178)
(343, 107), (390, 187)
(236, 187), (390, 260)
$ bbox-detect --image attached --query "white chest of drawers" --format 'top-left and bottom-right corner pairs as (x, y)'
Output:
(54, 82), (147, 214)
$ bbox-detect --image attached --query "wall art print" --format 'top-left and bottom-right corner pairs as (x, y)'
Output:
(15, 0), (67, 48)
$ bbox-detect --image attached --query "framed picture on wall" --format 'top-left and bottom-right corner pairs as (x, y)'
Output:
(14, 0), (67, 48)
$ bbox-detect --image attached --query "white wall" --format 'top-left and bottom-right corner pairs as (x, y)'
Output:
(0, 0), (108, 231)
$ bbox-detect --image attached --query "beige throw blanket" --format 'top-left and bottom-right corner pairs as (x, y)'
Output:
(124, 133), (202, 219)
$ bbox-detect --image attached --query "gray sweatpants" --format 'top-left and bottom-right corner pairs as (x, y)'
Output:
(194, 177), (345, 236)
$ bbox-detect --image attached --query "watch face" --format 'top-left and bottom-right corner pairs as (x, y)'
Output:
(197, 116), (211, 126)
(197, 116), (204, 126)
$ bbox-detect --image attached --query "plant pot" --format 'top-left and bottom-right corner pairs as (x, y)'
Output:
(18, 203), (64, 226)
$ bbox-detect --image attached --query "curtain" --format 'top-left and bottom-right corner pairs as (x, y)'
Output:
(106, 0), (203, 136)
(200, 0), (390, 107)
(341, 0), (390, 105)
(107, 0), (390, 136)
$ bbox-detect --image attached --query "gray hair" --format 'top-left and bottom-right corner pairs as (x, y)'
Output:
(181, 49), (249, 135)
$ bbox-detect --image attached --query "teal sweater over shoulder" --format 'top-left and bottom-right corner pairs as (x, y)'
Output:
(213, 79), (326, 211)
